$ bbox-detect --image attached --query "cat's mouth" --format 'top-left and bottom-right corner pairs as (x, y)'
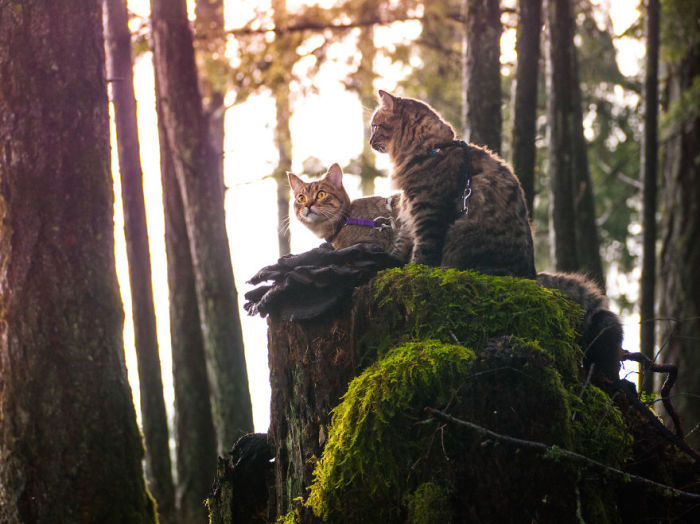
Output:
(302, 208), (321, 222)
(371, 141), (387, 154)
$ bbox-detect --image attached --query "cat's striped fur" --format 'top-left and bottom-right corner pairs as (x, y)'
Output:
(369, 90), (536, 278)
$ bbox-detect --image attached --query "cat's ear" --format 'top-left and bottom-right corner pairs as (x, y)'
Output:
(324, 163), (344, 188)
(288, 172), (304, 193)
(378, 90), (395, 110)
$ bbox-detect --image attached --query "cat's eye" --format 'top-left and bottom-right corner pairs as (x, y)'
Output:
(297, 194), (306, 203)
(317, 190), (327, 199)
(372, 124), (378, 133)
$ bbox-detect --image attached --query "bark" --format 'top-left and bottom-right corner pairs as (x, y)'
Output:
(354, 0), (381, 196)
(0, 1), (154, 521)
(544, 0), (604, 290)
(463, 0), (502, 154)
(194, 0), (227, 197)
(103, 1), (175, 519)
(158, 101), (218, 523)
(544, 0), (579, 272)
(510, 0), (542, 217)
(272, 0), (293, 257)
(639, 0), (660, 394)
(274, 92), (293, 257)
(268, 309), (359, 516)
(658, 13), (700, 449)
(150, 0), (254, 452)
(570, 54), (605, 290)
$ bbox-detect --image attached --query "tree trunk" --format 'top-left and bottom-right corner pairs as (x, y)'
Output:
(544, 0), (579, 272)
(159, 101), (218, 522)
(273, 0), (293, 257)
(639, 0), (660, 394)
(658, 2), (700, 448)
(544, 0), (604, 290)
(103, 1), (176, 519)
(569, 55), (605, 290)
(274, 92), (293, 257)
(150, 0), (254, 452)
(463, 0), (502, 154)
(354, 0), (381, 196)
(194, 0), (227, 200)
(510, 0), (542, 217)
(0, 2), (155, 521)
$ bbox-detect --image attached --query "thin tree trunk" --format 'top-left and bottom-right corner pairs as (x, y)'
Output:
(544, 0), (604, 289)
(463, 0), (502, 154)
(103, 1), (175, 519)
(658, 7), (700, 448)
(275, 91), (293, 256)
(544, 0), (579, 272)
(639, 0), (660, 394)
(355, 0), (380, 196)
(0, 1), (154, 520)
(150, 0), (254, 452)
(510, 0), (542, 217)
(195, 0), (227, 195)
(158, 116), (218, 523)
(570, 55), (605, 290)
(273, 0), (293, 256)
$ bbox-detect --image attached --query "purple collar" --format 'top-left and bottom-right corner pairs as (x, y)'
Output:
(344, 217), (378, 227)
(325, 217), (382, 243)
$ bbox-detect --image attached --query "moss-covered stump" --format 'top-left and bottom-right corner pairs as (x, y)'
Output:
(252, 266), (698, 522)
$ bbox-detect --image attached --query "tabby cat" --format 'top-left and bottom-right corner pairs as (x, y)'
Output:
(369, 90), (536, 278)
(288, 163), (400, 252)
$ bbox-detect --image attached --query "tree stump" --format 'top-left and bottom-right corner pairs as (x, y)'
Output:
(210, 266), (699, 523)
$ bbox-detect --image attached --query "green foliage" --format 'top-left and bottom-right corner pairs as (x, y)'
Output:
(661, 0), (700, 62)
(393, 0), (463, 129)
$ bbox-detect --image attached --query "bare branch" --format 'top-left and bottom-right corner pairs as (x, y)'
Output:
(229, 12), (464, 37)
(426, 407), (700, 502)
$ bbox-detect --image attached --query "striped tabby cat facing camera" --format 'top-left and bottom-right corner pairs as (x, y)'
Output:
(288, 163), (399, 253)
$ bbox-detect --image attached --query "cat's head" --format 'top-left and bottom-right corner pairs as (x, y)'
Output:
(288, 163), (351, 238)
(369, 90), (455, 157)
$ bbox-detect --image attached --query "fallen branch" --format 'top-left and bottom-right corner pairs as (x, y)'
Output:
(426, 407), (700, 503)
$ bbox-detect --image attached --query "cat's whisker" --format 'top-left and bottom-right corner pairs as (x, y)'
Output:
(278, 215), (293, 235)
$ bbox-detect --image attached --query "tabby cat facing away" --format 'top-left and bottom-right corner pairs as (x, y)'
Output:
(370, 90), (536, 278)
(288, 163), (400, 252)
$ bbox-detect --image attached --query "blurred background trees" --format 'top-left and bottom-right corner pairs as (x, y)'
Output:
(1, 0), (698, 520)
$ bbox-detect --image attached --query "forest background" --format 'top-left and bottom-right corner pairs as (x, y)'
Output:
(120, 0), (644, 435)
(1, 0), (698, 522)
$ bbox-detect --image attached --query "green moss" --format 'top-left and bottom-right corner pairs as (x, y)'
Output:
(307, 341), (475, 522)
(276, 510), (299, 524)
(569, 385), (632, 466)
(405, 482), (452, 524)
(362, 265), (583, 382)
